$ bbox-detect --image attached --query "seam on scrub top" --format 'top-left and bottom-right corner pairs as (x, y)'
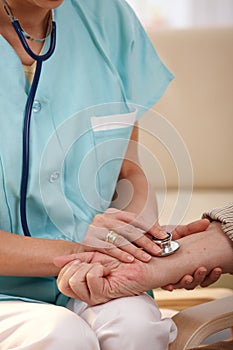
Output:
(0, 157), (13, 232)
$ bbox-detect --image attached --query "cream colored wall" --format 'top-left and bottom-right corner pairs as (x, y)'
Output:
(139, 27), (233, 190)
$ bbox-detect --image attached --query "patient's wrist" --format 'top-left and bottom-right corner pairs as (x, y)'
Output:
(146, 225), (233, 289)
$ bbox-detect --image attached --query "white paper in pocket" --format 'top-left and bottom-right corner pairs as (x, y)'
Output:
(90, 109), (137, 132)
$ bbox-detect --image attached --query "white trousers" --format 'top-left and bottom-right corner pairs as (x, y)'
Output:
(0, 294), (177, 350)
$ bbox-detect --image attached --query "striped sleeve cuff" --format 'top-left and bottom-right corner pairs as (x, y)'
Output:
(202, 202), (233, 242)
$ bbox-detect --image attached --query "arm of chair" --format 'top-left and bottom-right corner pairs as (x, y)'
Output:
(169, 295), (233, 350)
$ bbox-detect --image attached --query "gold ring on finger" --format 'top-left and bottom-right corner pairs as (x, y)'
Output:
(105, 230), (118, 244)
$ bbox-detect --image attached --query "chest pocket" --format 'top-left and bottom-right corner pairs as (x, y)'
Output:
(84, 110), (137, 212)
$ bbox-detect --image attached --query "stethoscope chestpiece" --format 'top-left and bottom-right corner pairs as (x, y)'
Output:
(152, 232), (180, 257)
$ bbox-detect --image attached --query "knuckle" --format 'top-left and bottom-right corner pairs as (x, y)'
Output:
(57, 281), (66, 294)
(125, 224), (134, 234)
(93, 214), (104, 225)
(105, 208), (119, 216)
(120, 210), (137, 221)
(101, 247), (114, 255)
(129, 212), (138, 219)
(115, 235), (128, 247)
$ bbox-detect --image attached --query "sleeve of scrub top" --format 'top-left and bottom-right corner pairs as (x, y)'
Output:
(106, 0), (174, 119)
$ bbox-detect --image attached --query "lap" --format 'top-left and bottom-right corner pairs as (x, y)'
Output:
(0, 295), (177, 350)
(0, 300), (99, 350)
(80, 294), (177, 350)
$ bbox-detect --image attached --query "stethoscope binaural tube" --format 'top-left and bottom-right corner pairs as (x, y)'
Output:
(9, 16), (57, 236)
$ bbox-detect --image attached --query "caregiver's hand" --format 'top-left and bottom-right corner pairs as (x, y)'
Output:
(55, 252), (149, 305)
(169, 218), (210, 240)
(81, 208), (167, 263)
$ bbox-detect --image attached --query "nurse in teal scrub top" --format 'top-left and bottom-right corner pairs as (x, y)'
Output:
(0, 0), (211, 349)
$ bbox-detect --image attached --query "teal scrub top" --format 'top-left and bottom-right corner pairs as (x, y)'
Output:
(0, 0), (174, 305)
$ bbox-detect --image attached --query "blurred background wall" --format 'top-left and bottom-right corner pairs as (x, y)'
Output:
(127, 0), (233, 29)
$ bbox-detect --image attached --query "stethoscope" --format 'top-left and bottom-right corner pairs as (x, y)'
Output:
(152, 232), (180, 256)
(2, 1), (56, 236)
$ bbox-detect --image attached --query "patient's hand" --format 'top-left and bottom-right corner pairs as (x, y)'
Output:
(55, 252), (150, 305)
(163, 266), (222, 291)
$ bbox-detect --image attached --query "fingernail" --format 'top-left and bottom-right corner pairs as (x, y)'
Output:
(71, 259), (81, 265)
(142, 253), (152, 261)
(215, 270), (221, 276)
(152, 245), (162, 253)
(198, 270), (207, 276)
(165, 285), (173, 292)
(185, 279), (193, 285)
(126, 256), (134, 262)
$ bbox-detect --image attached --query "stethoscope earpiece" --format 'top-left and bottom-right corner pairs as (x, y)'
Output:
(152, 232), (180, 257)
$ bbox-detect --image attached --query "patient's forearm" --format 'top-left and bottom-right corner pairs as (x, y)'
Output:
(145, 222), (233, 289)
(55, 222), (233, 304)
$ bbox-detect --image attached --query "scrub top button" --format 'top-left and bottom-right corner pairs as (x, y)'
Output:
(32, 100), (41, 112)
(49, 171), (60, 183)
